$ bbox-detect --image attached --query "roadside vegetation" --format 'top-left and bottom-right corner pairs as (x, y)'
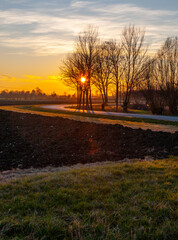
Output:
(20, 105), (178, 127)
(0, 157), (177, 240)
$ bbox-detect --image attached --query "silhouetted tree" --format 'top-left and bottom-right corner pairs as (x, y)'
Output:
(60, 26), (99, 110)
(107, 40), (123, 111)
(121, 25), (148, 112)
(93, 42), (112, 110)
(154, 37), (178, 113)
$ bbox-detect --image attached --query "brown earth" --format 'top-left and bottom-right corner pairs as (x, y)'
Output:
(0, 110), (177, 171)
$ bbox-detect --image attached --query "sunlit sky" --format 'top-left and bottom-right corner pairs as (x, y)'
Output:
(0, 0), (178, 94)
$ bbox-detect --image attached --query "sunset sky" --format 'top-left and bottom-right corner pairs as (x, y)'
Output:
(0, 0), (178, 94)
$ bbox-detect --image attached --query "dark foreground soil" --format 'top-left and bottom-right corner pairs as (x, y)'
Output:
(0, 110), (177, 171)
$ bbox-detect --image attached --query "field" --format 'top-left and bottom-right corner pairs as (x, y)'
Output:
(0, 157), (177, 239)
(0, 109), (178, 171)
(0, 107), (177, 239)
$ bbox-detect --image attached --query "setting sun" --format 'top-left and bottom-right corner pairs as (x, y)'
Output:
(81, 77), (86, 83)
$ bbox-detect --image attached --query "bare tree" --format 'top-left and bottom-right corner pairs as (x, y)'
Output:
(153, 37), (178, 113)
(60, 25), (177, 115)
(93, 42), (112, 110)
(107, 40), (123, 111)
(75, 26), (99, 109)
(60, 56), (77, 89)
(121, 25), (148, 112)
(60, 52), (85, 108)
(140, 59), (165, 114)
(60, 26), (99, 109)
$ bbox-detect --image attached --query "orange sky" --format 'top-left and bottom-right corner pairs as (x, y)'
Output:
(0, 54), (72, 95)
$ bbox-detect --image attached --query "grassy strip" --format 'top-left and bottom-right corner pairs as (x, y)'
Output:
(20, 105), (178, 127)
(0, 157), (177, 239)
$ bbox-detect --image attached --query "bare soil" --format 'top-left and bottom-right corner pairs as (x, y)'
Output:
(0, 110), (177, 171)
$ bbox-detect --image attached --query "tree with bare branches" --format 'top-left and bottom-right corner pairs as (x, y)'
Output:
(121, 25), (148, 112)
(75, 26), (99, 109)
(140, 58), (165, 114)
(60, 26), (99, 110)
(153, 37), (178, 114)
(107, 40), (123, 111)
(93, 42), (112, 110)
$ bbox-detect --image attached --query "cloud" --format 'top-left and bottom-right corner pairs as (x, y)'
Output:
(93, 3), (178, 17)
(48, 75), (60, 81)
(0, 1), (177, 55)
(0, 74), (60, 84)
(24, 75), (42, 80)
(71, 1), (93, 8)
(23, 75), (60, 83)
(0, 74), (16, 82)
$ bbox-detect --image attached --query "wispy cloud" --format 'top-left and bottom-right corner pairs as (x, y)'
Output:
(0, 1), (177, 55)
(93, 3), (178, 17)
(24, 75), (42, 80)
(0, 74), (16, 82)
(71, 1), (93, 8)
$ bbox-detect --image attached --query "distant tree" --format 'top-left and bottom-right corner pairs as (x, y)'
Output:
(35, 87), (43, 96)
(50, 91), (57, 98)
(0, 89), (8, 98)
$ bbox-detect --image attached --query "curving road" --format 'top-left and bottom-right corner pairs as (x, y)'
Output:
(40, 104), (178, 122)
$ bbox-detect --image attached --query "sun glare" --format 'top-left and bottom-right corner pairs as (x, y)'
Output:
(81, 77), (86, 83)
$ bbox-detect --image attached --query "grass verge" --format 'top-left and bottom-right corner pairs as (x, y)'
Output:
(0, 157), (177, 239)
(20, 105), (178, 127)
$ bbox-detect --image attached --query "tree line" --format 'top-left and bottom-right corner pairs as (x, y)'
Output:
(0, 88), (67, 100)
(60, 25), (178, 114)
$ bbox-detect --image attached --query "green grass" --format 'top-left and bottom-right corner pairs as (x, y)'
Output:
(0, 158), (177, 239)
(130, 109), (178, 117)
(20, 105), (178, 127)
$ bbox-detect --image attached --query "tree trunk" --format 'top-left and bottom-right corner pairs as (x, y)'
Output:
(116, 81), (119, 112)
(89, 87), (93, 110)
(168, 94), (177, 114)
(79, 90), (82, 109)
(77, 83), (79, 108)
(105, 88), (108, 105)
(86, 88), (89, 110)
(123, 102), (128, 112)
(83, 91), (85, 111)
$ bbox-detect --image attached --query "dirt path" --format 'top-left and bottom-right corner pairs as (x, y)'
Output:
(0, 105), (177, 133)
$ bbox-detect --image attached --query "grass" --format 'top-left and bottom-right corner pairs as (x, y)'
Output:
(0, 157), (177, 239)
(19, 105), (178, 127)
(67, 105), (151, 115)
(66, 105), (178, 116)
